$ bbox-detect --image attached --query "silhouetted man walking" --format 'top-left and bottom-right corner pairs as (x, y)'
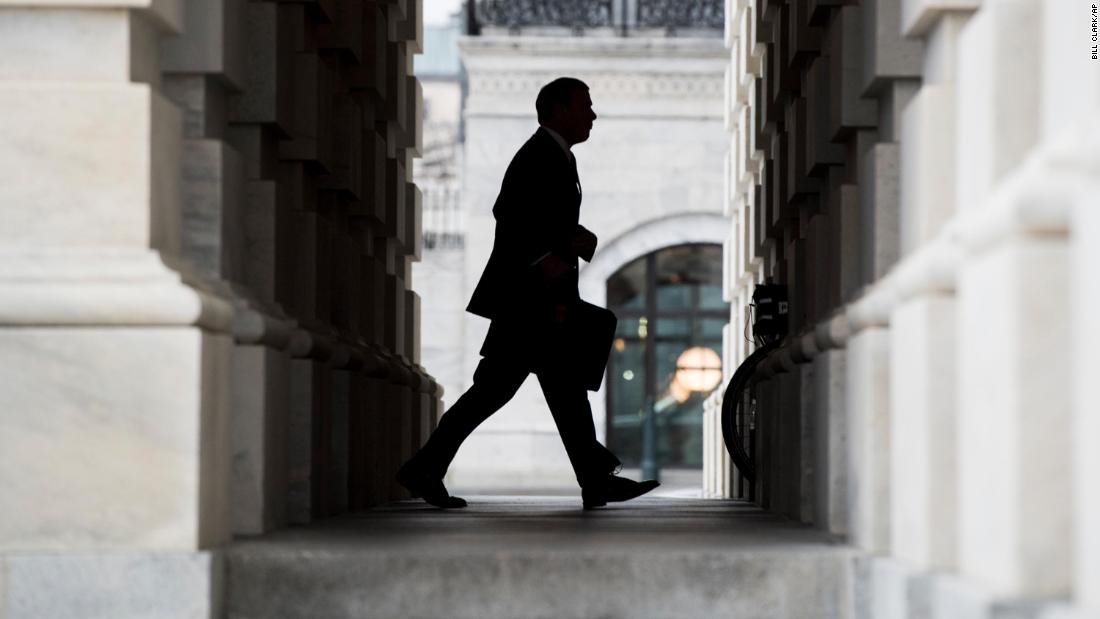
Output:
(397, 77), (659, 509)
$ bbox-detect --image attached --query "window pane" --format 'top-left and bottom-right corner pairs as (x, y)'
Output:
(655, 341), (684, 391)
(655, 245), (725, 312)
(615, 316), (647, 338)
(656, 283), (692, 310)
(655, 318), (690, 338)
(699, 318), (727, 339)
(607, 339), (647, 467)
(604, 243), (727, 471)
(700, 283), (725, 309)
(658, 396), (704, 468)
(607, 255), (646, 310)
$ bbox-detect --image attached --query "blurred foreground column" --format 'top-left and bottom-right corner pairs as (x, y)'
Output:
(953, 0), (1074, 608)
(0, 2), (232, 617)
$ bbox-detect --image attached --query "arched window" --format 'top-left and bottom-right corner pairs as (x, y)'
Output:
(605, 244), (728, 469)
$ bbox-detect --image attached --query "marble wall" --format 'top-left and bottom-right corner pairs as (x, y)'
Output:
(716, 0), (1100, 616)
(0, 1), (437, 616)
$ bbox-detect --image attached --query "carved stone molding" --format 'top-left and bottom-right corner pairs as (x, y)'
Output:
(467, 70), (723, 101)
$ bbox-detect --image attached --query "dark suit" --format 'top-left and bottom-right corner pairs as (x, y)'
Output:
(415, 127), (619, 487)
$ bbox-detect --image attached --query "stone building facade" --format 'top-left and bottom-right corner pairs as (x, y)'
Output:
(441, 4), (730, 489)
(0, 0), (436, 614)
(709, 0), (1100, 616)
(412, 18), (467, 429)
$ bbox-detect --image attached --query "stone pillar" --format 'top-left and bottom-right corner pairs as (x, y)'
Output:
(797, 344), (817, 524)
(951, 0), (1074, 601)
(1073, 195), (1100, 614)
(777, 354), (803, 521)
(812, 321), (851, 537)
(0, 2), (232, 616)
(844, 320), (892, 555)
(162, 0), (299, 537)
(888, 288), (958, 569)
(956, 219), (1070, 599)
(887, 0), (976, 582)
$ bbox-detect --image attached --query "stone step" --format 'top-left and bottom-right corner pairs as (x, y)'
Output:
(225, 497), (853, 619)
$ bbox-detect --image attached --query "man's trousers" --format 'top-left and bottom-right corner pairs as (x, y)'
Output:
(413, 354), (617, 488)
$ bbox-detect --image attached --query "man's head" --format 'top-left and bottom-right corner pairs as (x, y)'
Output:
(536, 77), (597, 146)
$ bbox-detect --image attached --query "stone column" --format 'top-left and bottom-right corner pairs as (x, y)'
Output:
(952, 0), (1075, 602)
(796, 337), (818, 524)
(845, 305), (892, 555)
(1073, 193), (1100, 614)
(777, 351), (803, 521)
(956, 210), (1070, 600)
(0, 2), (232, 616)
(1060, 0), (1100, 609)
(162, 0), (298, 537)
(887, 0), (977, 584)
(812, 315), (851, 537)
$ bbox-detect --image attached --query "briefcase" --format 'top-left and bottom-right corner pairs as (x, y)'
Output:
(564, 300), (617, 391)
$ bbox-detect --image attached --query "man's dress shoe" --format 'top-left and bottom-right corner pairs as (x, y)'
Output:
(581, 475), (660, 509)
(396, 464), (467, 509)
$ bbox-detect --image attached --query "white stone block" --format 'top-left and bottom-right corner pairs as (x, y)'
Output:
(1, 551), (221, 619)
(900, 84), (956, 255)
(954, 1), (1041, 212)
(890, 294), (958, 570)
(813, 350), (850, 536)
(868, 557), (912, 619)
(901, 0), (980, 37)
(1038, 1), (1100, 143)
(957, 238), (1071, 597)
(0, 327), (233, 551)
(0, 84), (182, 257)
(0, 8), (133, 82)
(928, 573), (993, 619)
(846, 327), (892, 553)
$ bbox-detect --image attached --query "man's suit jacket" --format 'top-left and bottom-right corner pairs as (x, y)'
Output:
(467, 127), (596, 363)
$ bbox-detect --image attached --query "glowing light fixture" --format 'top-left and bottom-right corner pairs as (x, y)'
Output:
(671, 346), (722, 402)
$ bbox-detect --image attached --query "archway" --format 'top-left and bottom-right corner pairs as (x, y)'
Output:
(603, 244), (727, 473)
(578, 212), (729, 445)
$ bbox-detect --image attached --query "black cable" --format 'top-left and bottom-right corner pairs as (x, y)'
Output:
(743, 304), (754, 344)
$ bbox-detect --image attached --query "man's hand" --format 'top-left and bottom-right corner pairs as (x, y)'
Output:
(538, 253), (571, 280)
(571, 226), (598, 262)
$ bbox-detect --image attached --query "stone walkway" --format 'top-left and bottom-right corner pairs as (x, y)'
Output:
(226, 497), (854, 619)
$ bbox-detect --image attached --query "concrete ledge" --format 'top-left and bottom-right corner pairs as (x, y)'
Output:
(226, 497), (853, 619)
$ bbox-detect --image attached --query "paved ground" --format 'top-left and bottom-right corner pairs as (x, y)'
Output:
(226, 497), (854, 618)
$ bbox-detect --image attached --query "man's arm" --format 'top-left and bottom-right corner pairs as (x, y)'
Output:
(572, 225), (597, 262)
